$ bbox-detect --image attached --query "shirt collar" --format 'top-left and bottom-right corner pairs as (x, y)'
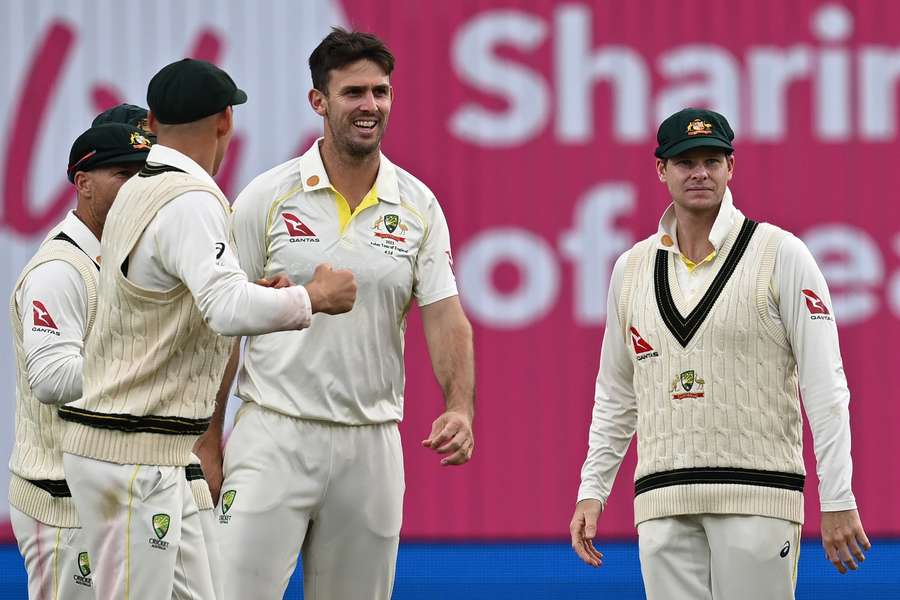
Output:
(61, 210), (102, 265)
(144, 144), (221, 191)
(655, 187), (743, 253)
(297, 138), (401, 204)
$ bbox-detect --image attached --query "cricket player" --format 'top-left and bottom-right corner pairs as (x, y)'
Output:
(9, 121), (151, 599)
(202, 29), (476, 600)
(94, 101), (227, 600)
(59, 58), (357, 599)
(569, 108), (870, 599)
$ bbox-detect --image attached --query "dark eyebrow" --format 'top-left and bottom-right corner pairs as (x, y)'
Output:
(339, 83), (390, 94)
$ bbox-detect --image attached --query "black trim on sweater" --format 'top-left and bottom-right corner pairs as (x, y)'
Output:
(57, 406), (211, 435)
(51, 231), (100, 271)
(654, 218), (759, 347)
(26, 478), (72, 498)
(635, 466), (805, 497)
(138, 163), (187, 178)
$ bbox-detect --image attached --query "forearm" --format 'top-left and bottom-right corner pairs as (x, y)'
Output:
(431, 317), (475, 418)
(577, 383), (636, 503)
(206, 339), (241, 436)
(804, 384), (856, 511)
(195, 275), (311, 336)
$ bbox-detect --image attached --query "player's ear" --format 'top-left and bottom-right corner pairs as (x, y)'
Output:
(73, 171), (92, 197)
(309, 88), (327, 117)
(216, 106), (233, 139)
(656, 158), (667, 183)
(147, 111), (160, 135)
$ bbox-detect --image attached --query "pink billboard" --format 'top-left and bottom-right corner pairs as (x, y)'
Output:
(3, 0), (900, 542)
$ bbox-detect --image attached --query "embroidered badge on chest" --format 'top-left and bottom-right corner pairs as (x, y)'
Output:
(370, 213), (410, 256)
(671, 370), (706, 400)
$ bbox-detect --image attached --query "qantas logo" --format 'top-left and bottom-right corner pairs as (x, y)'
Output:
(801, 289), (833, 321)
(282, 213), (319, 242)
(630, 327), (659, 360)
(32, 300), (60, 333)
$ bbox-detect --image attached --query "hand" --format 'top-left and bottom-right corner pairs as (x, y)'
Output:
(421, 410), (474, 466)
(192, 431), (224, 507)
(570, 499), (604, 567)
(304, 263), (357, 315)
(255, 273), (293, 288)
(821, 509), (871, 574)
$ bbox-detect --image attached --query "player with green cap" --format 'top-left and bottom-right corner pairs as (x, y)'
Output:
(570, 107), (870, 599)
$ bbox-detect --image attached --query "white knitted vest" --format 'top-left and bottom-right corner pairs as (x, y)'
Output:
(61, 169), (233, 467)
(9, 237), (98, 527)
(619, 217), (804, 525)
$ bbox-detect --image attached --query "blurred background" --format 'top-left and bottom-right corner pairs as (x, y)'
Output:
(2, 0), (899, 597)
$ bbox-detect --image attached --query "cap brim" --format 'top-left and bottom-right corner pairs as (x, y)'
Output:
(657, 137), (733, 159)
(230, 88), (248, 106)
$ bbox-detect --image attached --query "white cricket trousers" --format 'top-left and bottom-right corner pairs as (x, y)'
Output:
(62, 453), (219, 600)
(9, 506), (95, 599)
(218, 401), (405, 600)
(638, 514), (802, 600)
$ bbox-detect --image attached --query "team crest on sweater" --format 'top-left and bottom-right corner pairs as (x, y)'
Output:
(671, 370), (706, 400)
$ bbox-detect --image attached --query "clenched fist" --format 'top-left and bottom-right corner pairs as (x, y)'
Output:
(304, 263), (357, 315)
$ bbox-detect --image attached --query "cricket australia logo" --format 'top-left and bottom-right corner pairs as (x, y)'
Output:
(73, 551), (92, 587)
(219, 490), (236, 524)
(671, 370), (706, 400)
(149, 513), (171, 550)
(371, 213), (410, 256)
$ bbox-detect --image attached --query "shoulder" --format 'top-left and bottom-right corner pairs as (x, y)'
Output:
(235, 156), (305, 210)
(393, 162), (442, 217)
(21, 258), (87, 298)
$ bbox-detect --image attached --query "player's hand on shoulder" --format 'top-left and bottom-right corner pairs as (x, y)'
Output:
(305, 263), (357, 315)
(570, 499), (604, 568)
(821, 508), (871, 574)
(255, 272), (294, 288)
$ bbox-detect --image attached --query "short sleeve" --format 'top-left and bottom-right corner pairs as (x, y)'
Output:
(413, 198), (458, 306)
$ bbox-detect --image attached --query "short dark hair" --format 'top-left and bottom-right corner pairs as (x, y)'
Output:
(309, 27), (395, 93)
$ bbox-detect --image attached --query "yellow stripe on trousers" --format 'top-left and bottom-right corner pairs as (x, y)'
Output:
(53, 526), (62, 600)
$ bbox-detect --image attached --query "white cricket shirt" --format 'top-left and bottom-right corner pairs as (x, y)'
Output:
(232, 140), (458, 424)
(15, 211), (99, 404)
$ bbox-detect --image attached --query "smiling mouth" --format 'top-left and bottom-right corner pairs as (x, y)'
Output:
(353, 119), (378, 129)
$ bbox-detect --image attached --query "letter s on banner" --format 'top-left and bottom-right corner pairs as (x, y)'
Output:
(449, 10), (549, 147)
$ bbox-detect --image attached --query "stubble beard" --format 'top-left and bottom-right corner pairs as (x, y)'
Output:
(327, 114), (383, 160)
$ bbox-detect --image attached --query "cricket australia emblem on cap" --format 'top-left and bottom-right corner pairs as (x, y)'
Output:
(130, 131), (152, 149)
(686, 119), (713, 136)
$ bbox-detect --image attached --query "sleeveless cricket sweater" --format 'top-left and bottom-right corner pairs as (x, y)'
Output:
(60, 167), (233, 467)
(9, 235), (98, 527)
(619, 217), (805, 525)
